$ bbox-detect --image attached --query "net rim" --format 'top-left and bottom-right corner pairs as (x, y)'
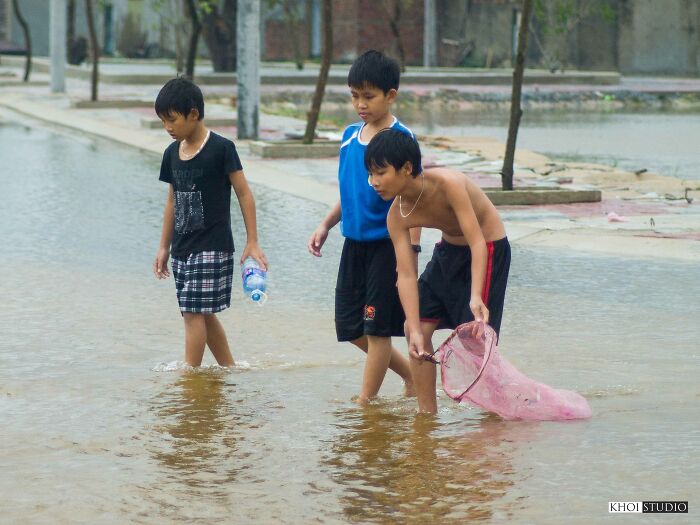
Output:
(439, 321), (497, 401)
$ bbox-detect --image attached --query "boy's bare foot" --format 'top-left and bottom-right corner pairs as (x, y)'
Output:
(352, 394), (373, 407)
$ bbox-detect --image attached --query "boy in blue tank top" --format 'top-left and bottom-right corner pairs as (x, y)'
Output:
(307, 50), (420, 404)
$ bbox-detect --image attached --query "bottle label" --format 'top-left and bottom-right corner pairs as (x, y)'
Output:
(243, 267), (265, 281)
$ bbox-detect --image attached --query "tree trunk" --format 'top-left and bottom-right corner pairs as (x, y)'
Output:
(12, 0), (32, 82)
(184, 0), (202, 80)
(303, 0), (332, 144)
(282, 0), (304, 70)
(387, 0), (405, 72)
(85, 0), (99, 101)
(201, 0), (237, 72)
(501, 0), (533, 191)
(67, 0), (75, 42)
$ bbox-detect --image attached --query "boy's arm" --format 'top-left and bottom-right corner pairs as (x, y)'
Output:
(446, 180), (489, 328)
(154, 185), (174, 279)
(409, 226), (422, 272)
(388, 209), (427, 359)
(308, 200), (341, 257)
(229, 169), (268, 270)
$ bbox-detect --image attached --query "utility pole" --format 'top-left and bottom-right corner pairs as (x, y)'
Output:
(50, 0), (67, 93)
(236, 0), (260, 139)
(423, 0), (437, 67)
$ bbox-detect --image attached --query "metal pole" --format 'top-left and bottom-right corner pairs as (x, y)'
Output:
(236, 0), (260, 139)
(50, 0), (67, 93)
(423, 0), (437, 68)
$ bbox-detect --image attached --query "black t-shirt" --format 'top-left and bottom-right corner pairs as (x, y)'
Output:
(159, 131), (243, 257)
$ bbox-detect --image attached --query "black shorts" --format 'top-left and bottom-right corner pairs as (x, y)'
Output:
(335, 238), (406, 342)
(418, 237), (510, 336)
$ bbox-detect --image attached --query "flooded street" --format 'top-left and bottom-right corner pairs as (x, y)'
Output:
(1, 121), (698, 524)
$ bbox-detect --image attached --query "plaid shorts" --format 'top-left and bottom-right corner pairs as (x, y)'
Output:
(171, 251), (234, 313)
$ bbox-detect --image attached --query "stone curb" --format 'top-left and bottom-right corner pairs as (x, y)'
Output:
(248, 140), (341, 159)
(0, 55), (621, 86)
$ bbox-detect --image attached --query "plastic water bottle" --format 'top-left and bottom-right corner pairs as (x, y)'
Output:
(241, 257), (268, 304)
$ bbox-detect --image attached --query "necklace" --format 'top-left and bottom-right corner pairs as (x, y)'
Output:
(398, 173), (424, 218)
(180, 130), (210, 160)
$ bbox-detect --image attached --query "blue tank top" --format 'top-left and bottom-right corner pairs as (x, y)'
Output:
(338, 118), (415, 241)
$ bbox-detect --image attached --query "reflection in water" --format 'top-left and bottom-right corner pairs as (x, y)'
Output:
(325, 405), (527, 523)
(147, 371), (251, 500)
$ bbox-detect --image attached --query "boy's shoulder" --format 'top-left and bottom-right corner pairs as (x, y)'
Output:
(208, 130), (236, 149)
(341, 122), (363, 143)
(392, 119), (415, 139)
(162, 139), (178, 156)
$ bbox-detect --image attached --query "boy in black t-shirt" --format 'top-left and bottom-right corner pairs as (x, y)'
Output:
(153, 77), (268, 367)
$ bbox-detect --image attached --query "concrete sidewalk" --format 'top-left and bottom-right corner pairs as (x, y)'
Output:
(1, 73), (698, 262)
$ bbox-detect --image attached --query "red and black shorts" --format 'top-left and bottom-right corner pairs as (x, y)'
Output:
(335, 238), (406, 342)
(418, 237), (510, 336)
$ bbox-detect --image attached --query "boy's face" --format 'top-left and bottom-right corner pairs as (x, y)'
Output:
(158, 109), (199, 141)
(350, 83), (397, 124)
(368, 161), (412, 201)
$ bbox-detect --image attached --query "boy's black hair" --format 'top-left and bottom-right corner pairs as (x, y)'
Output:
(365, 128), (422, 177)
(347, 50), (400, 93)
(155, 77), (205, 120)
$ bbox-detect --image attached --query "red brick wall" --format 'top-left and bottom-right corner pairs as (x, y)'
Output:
(263, 0), (425, 65)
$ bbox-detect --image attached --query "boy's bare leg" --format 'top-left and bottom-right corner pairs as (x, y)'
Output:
(204, 314), (235, 367)
(183, 313), (207, 366)
(356, 335), (394, 404)
(408, 322), (439, 413)
(351, 336), (415, 396)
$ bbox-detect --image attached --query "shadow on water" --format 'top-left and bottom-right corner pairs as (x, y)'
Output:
(323, 404), (538, 523)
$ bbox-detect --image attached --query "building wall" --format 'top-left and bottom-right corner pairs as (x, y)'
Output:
(1, 0), (8, 42)
(618, 0), (700, 75)
(6, 0), (128, 57)
(263, 0), (425, 65)
(438, 0), (517, 67)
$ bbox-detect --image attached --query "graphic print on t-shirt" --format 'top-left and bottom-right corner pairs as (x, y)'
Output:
(173, 168), (204, 234)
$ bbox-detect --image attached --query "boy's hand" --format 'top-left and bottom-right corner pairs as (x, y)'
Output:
(307, 225), (329, 257)
(153, 248), (170, 279)
(240, 241), (268, 271)
(469, 298), (489, 338)
(408, 329), (430, 361)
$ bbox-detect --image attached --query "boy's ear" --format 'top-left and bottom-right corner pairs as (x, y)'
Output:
(386, 88), (398, 103)
(187, 108), (200, 120)
(401, 161), (413, 175)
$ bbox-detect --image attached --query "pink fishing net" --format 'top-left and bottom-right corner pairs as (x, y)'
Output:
(437, 322), (592, 421)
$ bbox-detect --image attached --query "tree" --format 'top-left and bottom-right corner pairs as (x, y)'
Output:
(383, 0), (408, 72)
(264, 0), (305, 70)
(85, 0), (99, 101)
(201, 0), (237, 72)
(501, 0), (533, 191)
(67, 0), (88, 65)
(531, 0), (615, 72)
(281, 0), (305, 70)
(184, 0), (202, 79)
(303, 0), (332, 144)
(12, 0), (32, 82)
